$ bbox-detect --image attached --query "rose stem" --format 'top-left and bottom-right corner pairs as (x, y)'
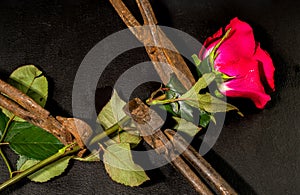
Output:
(0, 116), (16, 178)
(88, 115), (131, 145)
(0, 144), (81, 192)
(165, 129), (238, 195)
(0, 149), (12, 178)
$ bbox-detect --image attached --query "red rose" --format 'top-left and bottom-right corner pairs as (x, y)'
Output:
(199, 17), (275, 109)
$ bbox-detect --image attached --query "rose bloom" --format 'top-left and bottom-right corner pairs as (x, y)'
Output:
(199, 17), (275, 109)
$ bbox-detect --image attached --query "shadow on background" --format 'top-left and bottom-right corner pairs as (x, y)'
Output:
(192, 138), (258, 195)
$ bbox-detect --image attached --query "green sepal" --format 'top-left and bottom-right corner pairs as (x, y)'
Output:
(196, 56), (213, 77)
(191, 54), (201, 66)
(209, 28), (232, 68)
(214, 89), (224, 98)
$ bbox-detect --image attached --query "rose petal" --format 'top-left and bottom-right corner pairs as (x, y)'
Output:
(219, 58), (271, 109)
(214, 18), (256, 66)
(254, 43), (275, 90)
(220, 81), (271, 109)
(200, 18), (257, 68)
(215, 56), (256, 78)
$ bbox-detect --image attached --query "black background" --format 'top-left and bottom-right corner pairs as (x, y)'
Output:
(0, 0), (299, 194)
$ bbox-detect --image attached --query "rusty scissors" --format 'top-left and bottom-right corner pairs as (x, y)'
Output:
(109, 0), (238, 194)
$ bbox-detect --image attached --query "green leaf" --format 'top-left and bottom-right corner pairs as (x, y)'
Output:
(165, 73), (215, 122)
(185, 93), (240, 113)
(0, 110), (8, 137)
(199, 93), (240, 113)
(159, 98), (194, 122)
(2, 65), (48, 121)
(199, 111), (211, 128)
(20, 156), (72, 182)
(116, 132), (141, 146)
(19, 159), (40, 171)
(16, 155), (31, 170)
(167, 73), (187, 95)
(177, 101), (194, 122)
(159, 104), (177, 116)
(181, 73), (215, 101)
(5, 122), (64, 160)
(173, 116), (201, 137)
(165, 74), (194, 122)
(97, 90), (126, 129)
(106, 131), (142, 148)
(160, 100), (194, 122)
(4, 121), (32, 140)
(8, 65), (48, 106)
(103, 143), (149, 187)
(97, 90), (141, 147)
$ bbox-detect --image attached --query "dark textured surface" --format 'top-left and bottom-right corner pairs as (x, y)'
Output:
(0, 0), (299, 194)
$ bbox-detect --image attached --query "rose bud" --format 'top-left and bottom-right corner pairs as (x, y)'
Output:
(199, 17), (275, 109)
